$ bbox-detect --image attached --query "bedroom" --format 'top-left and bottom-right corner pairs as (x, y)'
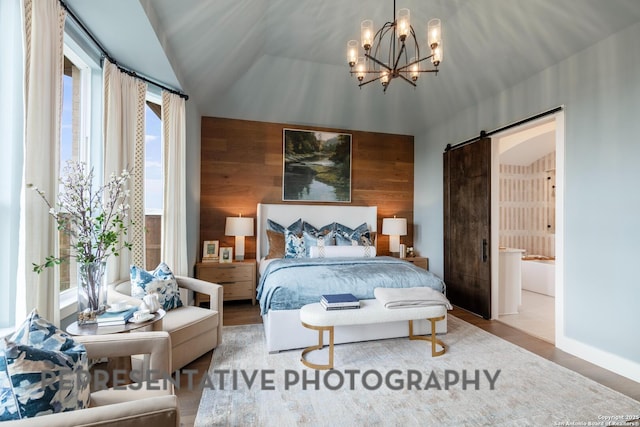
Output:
(1, 0), (639, 425)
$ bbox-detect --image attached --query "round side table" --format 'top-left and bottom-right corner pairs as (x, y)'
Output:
(66, 309), (166, 336)
(66, 309), (166, 388)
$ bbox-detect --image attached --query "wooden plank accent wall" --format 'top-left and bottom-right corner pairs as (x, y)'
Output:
(200, 116), (415, 260)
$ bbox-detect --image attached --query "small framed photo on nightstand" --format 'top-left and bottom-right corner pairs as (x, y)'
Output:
(219, 247), (233, 263)
(202, 240), (219, 262)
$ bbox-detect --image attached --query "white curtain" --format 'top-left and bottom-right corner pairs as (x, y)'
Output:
(161, 91), (188, 278)
(16, 0), (66, 324)
(103, 59), (147, 282)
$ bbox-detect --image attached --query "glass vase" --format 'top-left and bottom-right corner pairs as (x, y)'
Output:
(77, 261), (107, 325)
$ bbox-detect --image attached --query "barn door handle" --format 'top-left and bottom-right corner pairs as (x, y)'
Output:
(482, 239), (488, 262)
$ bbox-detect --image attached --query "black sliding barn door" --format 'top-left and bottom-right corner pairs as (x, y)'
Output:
(443, 137), (492, 319)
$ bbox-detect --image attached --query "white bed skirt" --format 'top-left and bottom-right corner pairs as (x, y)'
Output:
(263, 308), (448, 353)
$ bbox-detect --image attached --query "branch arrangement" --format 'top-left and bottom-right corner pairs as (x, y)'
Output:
(31, 160), (133, 273)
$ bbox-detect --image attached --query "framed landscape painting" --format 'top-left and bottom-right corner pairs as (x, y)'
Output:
(282, 128), (352, 202)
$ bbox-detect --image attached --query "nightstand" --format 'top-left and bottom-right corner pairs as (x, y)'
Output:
(195, 259), (257, 305)
(404, 256), (429, 270)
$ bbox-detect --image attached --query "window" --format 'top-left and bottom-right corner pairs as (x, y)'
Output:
(0, 0), (24, 329)
(145, 98), (163, 270)
(58, 48), (91, 295)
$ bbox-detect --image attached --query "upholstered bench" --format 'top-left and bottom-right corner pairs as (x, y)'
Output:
(299, 299), (447, 370)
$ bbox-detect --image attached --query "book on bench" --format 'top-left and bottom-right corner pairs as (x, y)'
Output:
(320, 293), (360, 310)
(320, 300), (360, 310)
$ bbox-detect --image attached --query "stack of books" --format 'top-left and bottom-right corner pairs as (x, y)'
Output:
(96, 306), (137, 327)
(320, 293), (360, 310)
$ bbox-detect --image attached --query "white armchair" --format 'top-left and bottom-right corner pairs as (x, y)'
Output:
(4, 331), (178, 427)
(109, 275), (223, 371)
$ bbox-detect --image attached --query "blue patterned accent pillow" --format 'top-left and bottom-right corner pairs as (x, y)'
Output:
(335, 222), (374, 246)
(130, 262), (183, 311)
(302, 230), (329, 257)
(303, 222), (336, 245)
(335, 233), (359, 246)
(267, 218), (303, 236)
(0, 310), (89, 421)
(0, 350), (19, 421)
(285, 230), (306, 258)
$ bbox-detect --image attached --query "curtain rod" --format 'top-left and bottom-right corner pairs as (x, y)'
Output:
(59, 0), (189, 100)
(444, 106), (563, 152)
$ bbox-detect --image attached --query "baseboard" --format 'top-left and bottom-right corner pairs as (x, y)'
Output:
(557, 335), (640, 383)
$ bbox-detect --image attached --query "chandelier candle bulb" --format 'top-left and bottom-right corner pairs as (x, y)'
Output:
(361, 20), (373, 50)
(347, 40), (358, 66)
(428, 18), (442, 49)
(397, 8), (410, 41)
(356, 58), (366, 81)
(410, 57), (419, 81)
(380, 69), (389, 86)
(432, 43), (443, 66)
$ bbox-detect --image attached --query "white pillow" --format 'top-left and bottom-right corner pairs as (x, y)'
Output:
(309, 245), (376, 258)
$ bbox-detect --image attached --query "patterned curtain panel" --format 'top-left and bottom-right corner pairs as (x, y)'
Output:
(161, 91), (188, 277)
(103, 59), (147, 282)
(17, 0), (66, 325)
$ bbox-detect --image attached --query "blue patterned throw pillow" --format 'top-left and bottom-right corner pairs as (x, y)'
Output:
(0, 310), (90, 421)
(0, 350), (19, 421)
(303, 222), (336, 246)
(130, 262), (183, 311)
(302, 230), (331, 257)
(267, 218), (303, 236)
(335, 222), (374, 246)
(285, 229), (306, 258)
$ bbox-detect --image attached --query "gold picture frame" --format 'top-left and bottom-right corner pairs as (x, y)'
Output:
(219, 247), (233, 263)
(202, 240), (219, 262)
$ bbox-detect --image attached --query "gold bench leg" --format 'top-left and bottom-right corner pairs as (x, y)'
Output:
(300, 322), (334, 370)
(408, 315), (446, 357)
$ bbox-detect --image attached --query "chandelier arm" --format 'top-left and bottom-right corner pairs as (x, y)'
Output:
(396, 55), (434, 72)
(392, 41), (407, 74)
(389, 24), (395, 70)
(365, 53), (392, 71)
(358, 75), (385, 87)
(370, 22), (394, 72)
(410, 27), (420, 63)
(351, 70), (390, 76)
(396, 72), (417, 87)
(371, 22), (395, 67)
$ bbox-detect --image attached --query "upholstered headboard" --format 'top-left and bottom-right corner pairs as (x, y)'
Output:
(256, 203), (377, 262)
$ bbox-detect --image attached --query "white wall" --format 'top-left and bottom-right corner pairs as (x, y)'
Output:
(415, 21), (640, 380)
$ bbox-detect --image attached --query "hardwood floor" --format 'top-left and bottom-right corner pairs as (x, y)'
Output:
(450, 306), (640, 401)
(176, 302), (639, 427)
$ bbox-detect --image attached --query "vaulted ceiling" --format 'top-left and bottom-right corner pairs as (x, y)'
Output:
(66, 0), (640, 135)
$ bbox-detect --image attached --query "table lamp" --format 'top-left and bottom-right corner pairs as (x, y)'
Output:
(225, 215), (254, 261)
(382, 216), (407, 257)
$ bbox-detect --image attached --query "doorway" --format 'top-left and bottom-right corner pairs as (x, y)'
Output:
(490, 111), (564, 345)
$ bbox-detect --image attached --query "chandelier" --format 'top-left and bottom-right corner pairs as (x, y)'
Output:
(347, 0), (443, 92)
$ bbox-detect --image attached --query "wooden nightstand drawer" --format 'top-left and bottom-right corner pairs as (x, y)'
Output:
(222, 280), (254, 300)
(405, 257), (429, 270)
(198, 264), (253, 283)
(195, 260), (257, 305)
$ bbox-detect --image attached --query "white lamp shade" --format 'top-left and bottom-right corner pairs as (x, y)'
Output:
(382, 217), (407, 255)
(225, 217), (254, 237)
(382, 217), (407, 236)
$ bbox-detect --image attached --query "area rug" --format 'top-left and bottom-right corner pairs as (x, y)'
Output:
(195, 316), (639, 426)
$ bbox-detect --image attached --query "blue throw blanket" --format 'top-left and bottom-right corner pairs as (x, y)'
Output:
(257, 256), (446, 315)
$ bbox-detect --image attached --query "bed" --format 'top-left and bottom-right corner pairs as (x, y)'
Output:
(256, 203), (448, 353)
